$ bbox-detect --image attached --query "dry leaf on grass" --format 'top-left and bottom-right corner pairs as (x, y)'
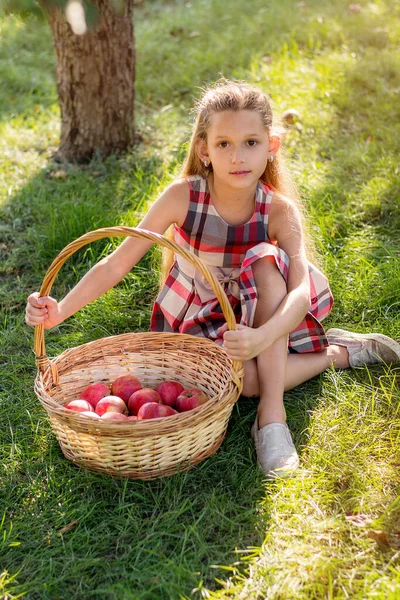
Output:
(58, 520), (78, 535)
(367, 530), (390, 548)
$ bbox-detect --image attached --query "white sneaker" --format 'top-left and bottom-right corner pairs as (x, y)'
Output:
(251, 417), (299, 479)
(326, 328), (400, 367)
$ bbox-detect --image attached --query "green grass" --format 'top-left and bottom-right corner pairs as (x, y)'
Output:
(1, 0), (400, 598)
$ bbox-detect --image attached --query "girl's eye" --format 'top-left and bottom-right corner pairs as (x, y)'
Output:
(247, 140), (257, 147)
(218, 141), (228, 148)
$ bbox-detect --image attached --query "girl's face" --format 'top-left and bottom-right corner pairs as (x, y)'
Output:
(197, 109), (275, 188)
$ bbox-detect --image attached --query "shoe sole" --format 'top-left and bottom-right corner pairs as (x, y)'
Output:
(326, 328), (400, 361)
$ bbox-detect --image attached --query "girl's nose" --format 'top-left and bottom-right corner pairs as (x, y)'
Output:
(231, 149), (244, 163)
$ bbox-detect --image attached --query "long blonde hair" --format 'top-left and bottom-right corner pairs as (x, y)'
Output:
(161, 79), (314, 280)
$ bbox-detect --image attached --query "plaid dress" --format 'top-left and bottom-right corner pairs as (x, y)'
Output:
(151, 175), (333, 353)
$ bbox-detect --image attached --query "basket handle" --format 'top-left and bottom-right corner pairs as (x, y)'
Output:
(34, 226), (241, 374)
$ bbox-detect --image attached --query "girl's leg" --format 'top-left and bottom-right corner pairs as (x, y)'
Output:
(242, 343), (350, 397)
(251, 257), (290, 428)
(250, 257), (300, 478)
(285, 345), (349, 389)
(243, 254), (351, 402)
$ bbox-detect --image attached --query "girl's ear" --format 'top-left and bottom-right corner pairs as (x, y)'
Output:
(196, 138), (210, 162)
(269, 135), (281, 157)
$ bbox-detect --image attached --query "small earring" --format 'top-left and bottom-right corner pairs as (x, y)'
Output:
(269, 155), (274, 163)
(203, 160), (209, 168)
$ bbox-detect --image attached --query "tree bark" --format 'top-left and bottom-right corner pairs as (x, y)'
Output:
(42, 0), (135, 163)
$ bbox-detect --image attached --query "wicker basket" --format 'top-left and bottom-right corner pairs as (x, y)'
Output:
(34, 227), (243, 479)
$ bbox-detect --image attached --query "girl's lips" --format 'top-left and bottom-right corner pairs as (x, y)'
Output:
(230, 170), (251, 176)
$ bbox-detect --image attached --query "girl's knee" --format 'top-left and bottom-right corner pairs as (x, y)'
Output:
(253, 257), (280, 281)
(252, 257), (286, 294)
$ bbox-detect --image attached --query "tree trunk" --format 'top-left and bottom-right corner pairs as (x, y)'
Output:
(43, 0), (135, 163)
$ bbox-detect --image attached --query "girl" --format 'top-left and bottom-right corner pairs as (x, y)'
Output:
(25, 80), (400, 479)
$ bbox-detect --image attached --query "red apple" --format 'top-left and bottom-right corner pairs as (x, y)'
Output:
(127, 415), (138, 421)
(111, 374), (142, 402)
(95, 395), (128, 416)
(80, 411), (101, 419)
(101, 412), (129, 421)
(65, 399), (94, 413)
(80, 382), (110, 408)
(155, 381), (185, 407)
(175, 388), (208, 412)
(128, 388), (161, 415)
(137, 402), (178, 420)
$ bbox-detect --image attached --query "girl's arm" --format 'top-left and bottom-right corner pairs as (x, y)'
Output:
(222, 194), (311, 360)
(25, 180), (189, 329)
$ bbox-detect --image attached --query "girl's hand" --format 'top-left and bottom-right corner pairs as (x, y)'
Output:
(218, 323), (268, 361)
(25, 292), (62, 329)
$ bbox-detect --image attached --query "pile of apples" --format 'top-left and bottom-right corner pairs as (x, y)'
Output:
(63, 374), (208, 422)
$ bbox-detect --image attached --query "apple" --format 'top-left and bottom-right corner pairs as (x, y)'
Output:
(127, 415), (138, 421)
(65, 399), (94, 412)
(175, 388), (208, 412)
(111, 374), (142, 402)
(80, 382), (110, 408)
(128, 388), (161, 415)
(95, 395), (128, 416)
(80, 411), (101, 419)
(137, 402), (178, 420)
(155, 381), (185, 407)
(101, 412), (129, 421)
